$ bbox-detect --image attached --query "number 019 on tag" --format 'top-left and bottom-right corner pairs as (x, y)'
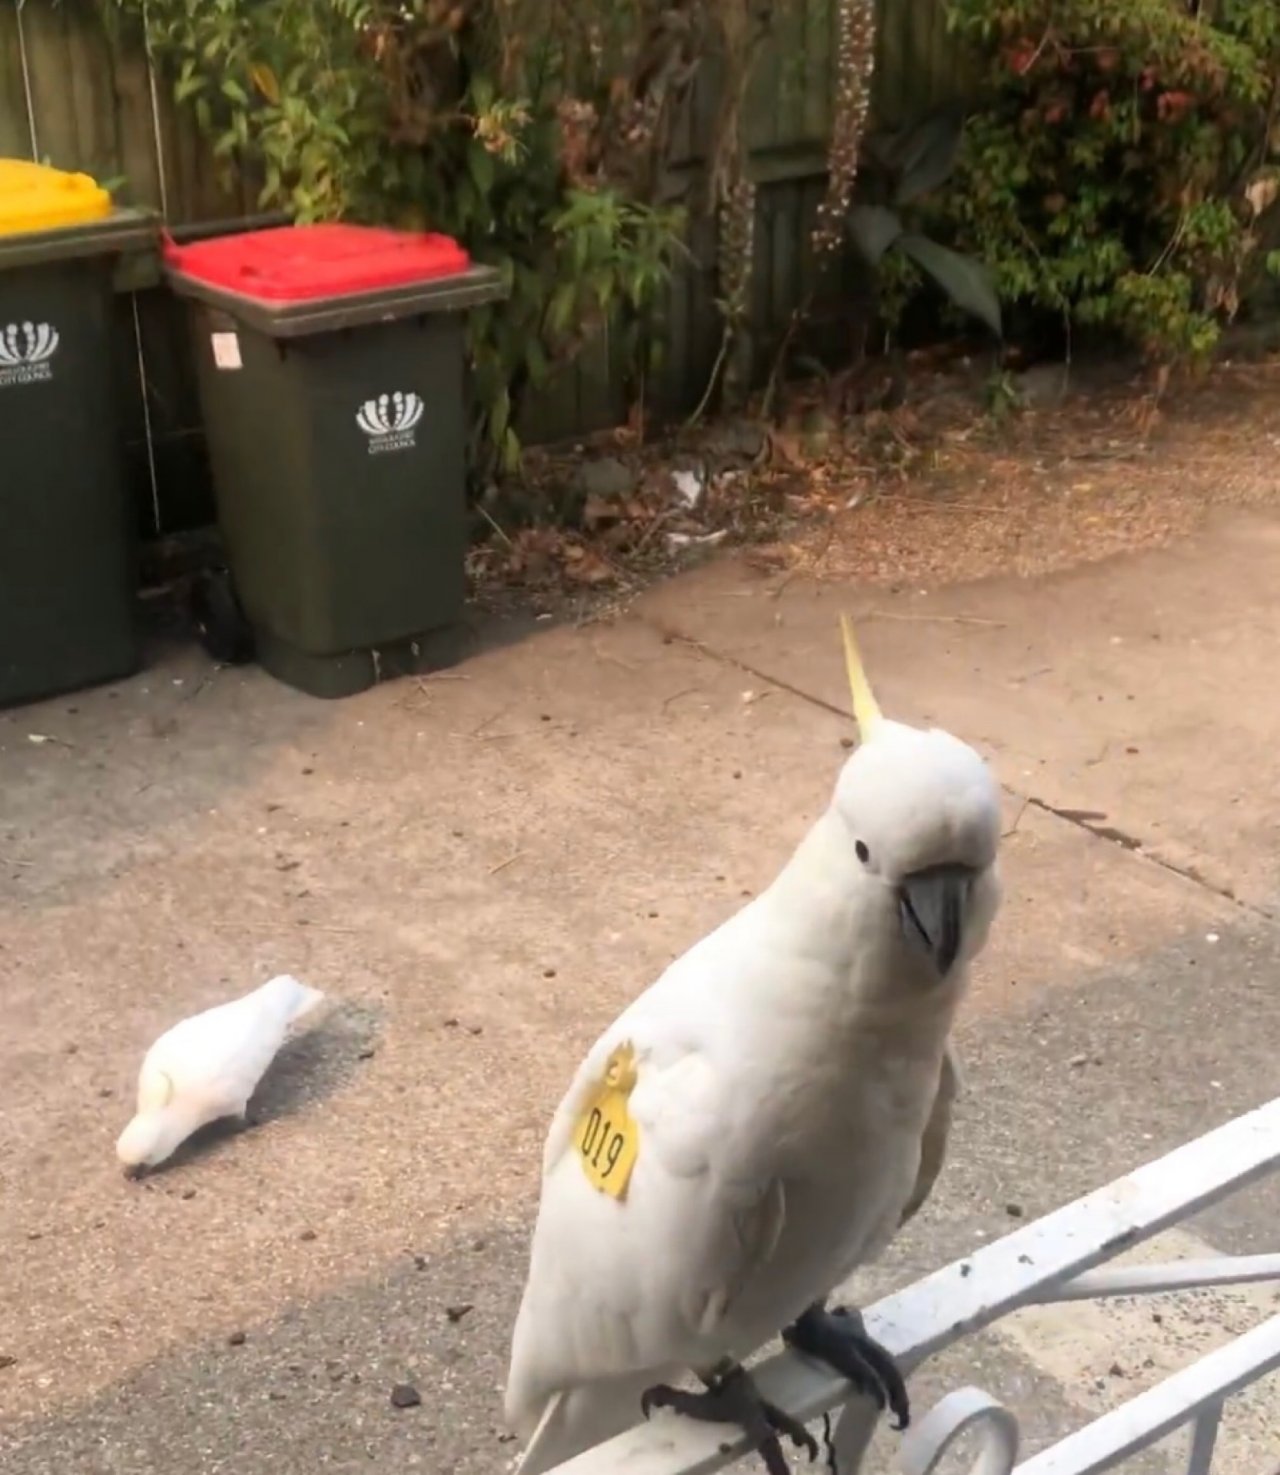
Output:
(574, 1044), (640, 1199)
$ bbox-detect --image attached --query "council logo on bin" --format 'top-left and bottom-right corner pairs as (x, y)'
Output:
(355, 391), (425, 455)
(0, 321), (60, 388)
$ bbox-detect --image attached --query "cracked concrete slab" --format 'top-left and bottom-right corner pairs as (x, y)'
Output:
(635, 506), (1280, 915)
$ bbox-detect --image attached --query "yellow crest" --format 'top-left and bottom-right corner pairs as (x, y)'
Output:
(839, 612), (882, 739)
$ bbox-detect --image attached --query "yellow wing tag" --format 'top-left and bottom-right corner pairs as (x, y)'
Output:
(574, 1043), (641, 1200)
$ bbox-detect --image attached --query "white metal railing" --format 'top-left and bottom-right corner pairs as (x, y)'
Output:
(538, 1096), (1280, 1475)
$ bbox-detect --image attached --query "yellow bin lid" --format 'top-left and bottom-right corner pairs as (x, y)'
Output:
(0, 158), (113, 235)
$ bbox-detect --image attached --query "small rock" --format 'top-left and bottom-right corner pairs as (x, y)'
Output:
(1152, 1311), (1163, 1325)
(1016, 363), (1070, 410)
(1109, 1362), (1125, 1378)
(228, 1331), (247, 1347)
(0, 1355), (16, 1371)
(1005, 1202), (1024, 1219)
(798, 405), (836, 456)
(715, 419), (767, 461)
(839, 736), (855, 750)
(357, 1047), (376, 1061)
(413, 1255), (428, 1271)
(446, 1303), (474, 1323)
(98, 1087), (113, 1098)
(574, 456), (637, 501)
(299, 1229), (317, 1242)
(443, 1017), (459, 1029)
(301, 767), (314, 776)
(466, 1025), (483, 1036)
(960, 1263), (972, 1278)
(1069, 1054), (1088, 1069)
(181, 1189), (197, 1201)
(543, 967), (557, 979)
(390, 1383), (422, 1410)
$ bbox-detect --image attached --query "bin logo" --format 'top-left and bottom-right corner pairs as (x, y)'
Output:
(356, 391), (424, 454)
(0, 321), (60, 388)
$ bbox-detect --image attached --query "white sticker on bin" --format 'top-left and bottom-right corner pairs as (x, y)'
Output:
(211, 332), (243, 371)
(356, 391), (424, 454)
(0, 321), (60, 388)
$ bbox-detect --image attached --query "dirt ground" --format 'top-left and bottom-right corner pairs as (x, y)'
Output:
(469, 351), (1280, 614)
(3, 367), (1280, 1475)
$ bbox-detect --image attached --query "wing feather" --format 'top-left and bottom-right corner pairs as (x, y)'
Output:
(506, 998), (786, 1435)
(898, 1040), (961, 1229)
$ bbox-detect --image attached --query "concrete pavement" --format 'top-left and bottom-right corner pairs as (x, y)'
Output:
(2, 506), (1280, 1473)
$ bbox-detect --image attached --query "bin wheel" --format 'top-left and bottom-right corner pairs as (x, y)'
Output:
(189, 567), (256, 666)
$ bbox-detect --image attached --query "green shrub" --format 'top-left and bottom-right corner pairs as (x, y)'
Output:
(937, 0), (1280, 362)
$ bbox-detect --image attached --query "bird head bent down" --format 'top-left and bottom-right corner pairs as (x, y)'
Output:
(831, 615), (1002, 982)
(116, 1110), (186, 1177)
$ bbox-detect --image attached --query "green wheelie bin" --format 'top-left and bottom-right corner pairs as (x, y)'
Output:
(163, 222), (505, 699)
(0, 160), (156, 706)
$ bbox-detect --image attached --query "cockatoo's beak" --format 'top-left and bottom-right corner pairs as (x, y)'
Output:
(899, 862), (976, 976)
(839, 613), (882, 741)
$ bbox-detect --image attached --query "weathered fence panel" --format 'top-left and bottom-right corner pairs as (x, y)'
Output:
(1, 0), (968, 539)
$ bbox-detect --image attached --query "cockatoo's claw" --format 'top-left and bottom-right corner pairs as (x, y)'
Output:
(782, 1304), (911, 1431)
(641, 1364), (818, 1475)
(121, 1163), (147, 1182)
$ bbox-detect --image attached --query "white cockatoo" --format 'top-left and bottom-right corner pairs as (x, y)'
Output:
(116, 973), (325, 1176)
(505, 617), (1002, 1475)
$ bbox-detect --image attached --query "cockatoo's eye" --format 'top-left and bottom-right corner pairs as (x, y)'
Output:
(855, 840), (870, 864)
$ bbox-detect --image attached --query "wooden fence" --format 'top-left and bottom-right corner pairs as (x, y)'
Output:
(0, 0), (965, 539)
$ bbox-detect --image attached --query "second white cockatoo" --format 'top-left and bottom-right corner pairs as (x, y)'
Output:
(505, 616), (1002, 1475)
(116, 973), (325, 1176)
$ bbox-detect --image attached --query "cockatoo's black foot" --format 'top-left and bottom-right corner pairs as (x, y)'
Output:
(641, 1362), (818, 1475)
(782, 1304), (910, 1431)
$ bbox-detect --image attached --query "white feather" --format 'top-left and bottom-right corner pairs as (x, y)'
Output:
(116, 974), (325, 1170)
(506, 721), (1002, 1473)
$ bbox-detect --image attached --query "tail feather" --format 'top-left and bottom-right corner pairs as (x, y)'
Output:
(512, 1376), (661, 1475)
(261, 974), (325, 1027)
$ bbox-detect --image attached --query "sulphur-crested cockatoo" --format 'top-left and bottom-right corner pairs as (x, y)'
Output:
(116, 973), (325, 1177)
(505, 616), (1001, 1475)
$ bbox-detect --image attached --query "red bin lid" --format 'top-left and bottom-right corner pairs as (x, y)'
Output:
(163, 222), (472, 302)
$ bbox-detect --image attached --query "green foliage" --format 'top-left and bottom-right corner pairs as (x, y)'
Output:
(104, 0), (686, 478)
(846, 105), (1003, 339)
(938, 0), (1280, 363)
